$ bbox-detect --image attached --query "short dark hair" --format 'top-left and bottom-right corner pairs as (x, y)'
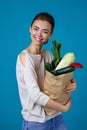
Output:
(31, 12), (55, 33)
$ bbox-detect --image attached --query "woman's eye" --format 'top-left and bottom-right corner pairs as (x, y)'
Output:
(43, 31), (48, 34)
(33, 28), (38, 31)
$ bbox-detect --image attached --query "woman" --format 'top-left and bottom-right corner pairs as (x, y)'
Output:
(16, 12), (76, 130)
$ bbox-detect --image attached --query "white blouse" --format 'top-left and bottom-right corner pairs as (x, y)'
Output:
(16, 49), (61, 123)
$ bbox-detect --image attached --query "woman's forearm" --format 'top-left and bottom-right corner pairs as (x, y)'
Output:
(45, 97), (71, 112)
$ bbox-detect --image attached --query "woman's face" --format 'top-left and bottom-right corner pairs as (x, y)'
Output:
(30, 20), (52, 46)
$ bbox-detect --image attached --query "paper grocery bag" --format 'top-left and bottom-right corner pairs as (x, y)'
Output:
(43, 70), (73, 115)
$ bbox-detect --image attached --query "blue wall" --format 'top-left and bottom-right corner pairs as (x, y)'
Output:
(0, 0), (87, 130)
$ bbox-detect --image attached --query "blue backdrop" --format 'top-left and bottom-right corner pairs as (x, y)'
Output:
(0, 0), (87, 130)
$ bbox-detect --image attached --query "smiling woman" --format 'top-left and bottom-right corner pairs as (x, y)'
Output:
(16, 12), (76, 130)
(29, 20), (52, 48)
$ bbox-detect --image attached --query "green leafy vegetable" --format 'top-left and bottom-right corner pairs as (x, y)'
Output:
(45, 40), (62, 71)
(51, 40), (62, 67)
(45, 63), (53, 72)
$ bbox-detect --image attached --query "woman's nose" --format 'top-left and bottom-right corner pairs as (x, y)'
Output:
(37, 30), (42, 36)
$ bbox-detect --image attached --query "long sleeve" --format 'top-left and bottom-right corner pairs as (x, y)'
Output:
(23, 67), (49, 106)
(16, 49), (60, 123)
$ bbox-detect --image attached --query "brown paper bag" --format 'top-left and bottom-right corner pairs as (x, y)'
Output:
(43, 70), (73, 115)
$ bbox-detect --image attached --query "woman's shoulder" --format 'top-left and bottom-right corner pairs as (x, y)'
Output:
(42, 48), (51, 56)
(17, 49), (34, 67)
(18, 49), (32, 58)
(16, 50), (26, 67)
(42, 48), (53, 62)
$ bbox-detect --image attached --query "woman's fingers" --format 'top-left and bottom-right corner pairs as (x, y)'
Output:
(64, 81), (77, 94)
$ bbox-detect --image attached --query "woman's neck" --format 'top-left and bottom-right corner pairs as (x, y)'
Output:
(26, 44), (42, 55)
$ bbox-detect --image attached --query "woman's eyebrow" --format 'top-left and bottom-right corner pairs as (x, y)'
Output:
(33, 25), (50, 32)
(33, 25), (39, 28)
(43, 29), (49, 32)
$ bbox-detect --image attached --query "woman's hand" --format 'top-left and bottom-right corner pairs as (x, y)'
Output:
(63, 79), (77, 94)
